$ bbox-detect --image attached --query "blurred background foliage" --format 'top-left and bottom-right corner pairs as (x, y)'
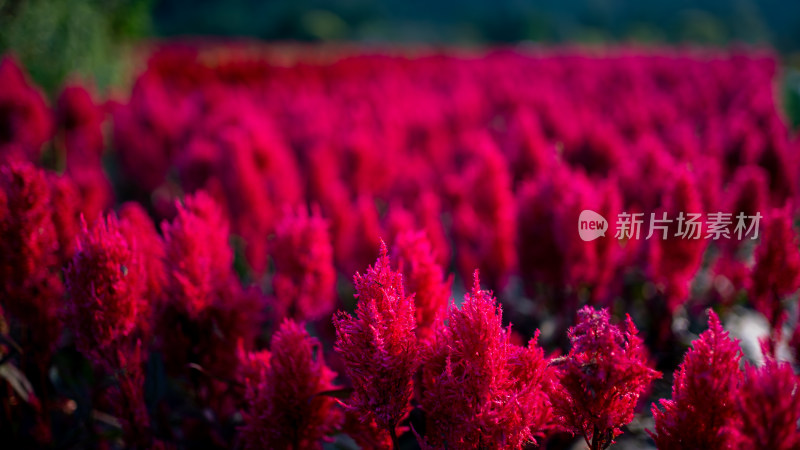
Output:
(1, 0), (800, 125)
(0, 0), (152, 93)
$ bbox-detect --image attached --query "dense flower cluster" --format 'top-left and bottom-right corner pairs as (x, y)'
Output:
(419, 271), (555, 449)
(157, 192), (264, 383)
(271, 207), (336, 322)
(391, 230), (451, 339)
(333, 243), (418, 440)
(750, 208), (800, 354)
(106, 47), (798, 313)
(0, 56), (51, 162)
(0, 162), (66, 358)
(240, 319), (341, 449)
(64, 215), (144, 356)
(649, 311), (743, 450)
(735, 359), (800, 449)
(1, 46), (800, 448)
(64, 214), (156, 448)
(552, 307), (660, 450)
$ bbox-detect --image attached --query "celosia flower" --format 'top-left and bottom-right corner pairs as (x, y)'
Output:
(749, 207), (800, 354)
(110, 64), (199, 192)
(118, 202), (166, 334)
(734, 359), (800, 449)
(384, 190), (450, 270)
(321, 186), (383, 278)
(161, 191), (234, 318)
(649, 310), (743, 450)
(724, 166), (769, 239)
(647, 168), (709, 313)
(271, 206), (336, 322)
(0, 55), (52, 161)
(552, 306), (660, 450)
(158, 192), (263, 380)
(333, 242), (417, 440)
(420, 271), (555, 449)
(55, 85), (114, 222)
(502, 108), (553, 186)
(56, 84), (105, 164)
(47, 173), (82, 262)
(64, 213), (156, 448)
(179, 98), (303, 275)
(240, 320), (341, 449)
(64, 214), (144, 357)
(0, 162), (64, 355)
(446, 133), (515, 291)
(516, 163), (622, 306)
(392, 230), (451, 338)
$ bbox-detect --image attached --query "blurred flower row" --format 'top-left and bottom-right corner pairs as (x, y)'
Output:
(0, 46), (799, 448)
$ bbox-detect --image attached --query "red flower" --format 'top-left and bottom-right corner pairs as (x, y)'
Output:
(333, 242), (418, 439)
(392, 230), (451, 339)
(56, 84), (105, 163)
(0, 162), (64, 355)
(161, 191), (234, 318)
(516, 163), (623, 306)
(271, 206), (336, 322)
(158, 192), (263, 380)
(55, 84), (114, 222)
(47, 173), (82, 262)
(447, 133), (515, 291)
(649, 310), (743, 450)
(240, 320), (341, 450)
(118, 202), (166, 334)
(647, 168), (709, 312)
(733, 359), (800, 449)
(420, 271), (556, 449)
(64, 212), (156, 447)
(64, 214), (144, 357)
(0, 55), (52, 161)
(552, 306), (660, 450)
(750, 207), (800, 353)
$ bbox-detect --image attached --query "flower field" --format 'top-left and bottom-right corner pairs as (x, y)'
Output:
(1, 45), (800, 449)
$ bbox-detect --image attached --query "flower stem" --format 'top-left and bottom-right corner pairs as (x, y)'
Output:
(389, 426), (400, 450)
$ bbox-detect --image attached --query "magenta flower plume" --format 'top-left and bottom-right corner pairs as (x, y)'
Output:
(64, 213), (155, 448)
(647, 168), (708, 312)
(271, 206), (336, 322)
(161, 191), (233, 318)
(0, 55), (52, 161)
(447, 134), (515, 291)
(48, 173), (82, 262)
(333, 241), (418, 441)
(159, 192), (263, 380)
(56, 84), (105, 162)
(420, 271), (556, 449)
(649, 310), (743, 450)
(552, 306), (660, 450)
(392, 230), (451, 339)
(64, 214), (144, 358)
(750, 208), (800, 354)
(118, 202), (166, 334)
(733, 359), (800, 449)
(240, 320), (342, 450)
(0, 162), (64, 355)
